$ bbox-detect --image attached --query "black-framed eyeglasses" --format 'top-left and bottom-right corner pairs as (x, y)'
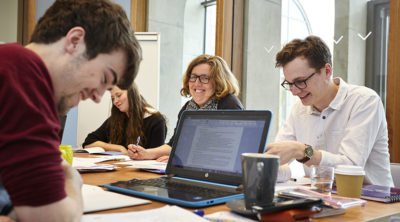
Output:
(281, 73), (316, 90)
(188, 74), (211, 84)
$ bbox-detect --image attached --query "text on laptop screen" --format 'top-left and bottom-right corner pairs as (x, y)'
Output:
(171, 115), (266, 175)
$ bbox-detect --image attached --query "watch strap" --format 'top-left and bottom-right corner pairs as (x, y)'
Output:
(296, 144), (313, 163)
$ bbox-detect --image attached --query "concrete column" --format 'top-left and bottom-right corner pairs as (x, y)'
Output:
(148, 0), (187, 140)
(0, 0), (18, 43)
(242, 0), (281, 143)
(334, 0), (368, 85)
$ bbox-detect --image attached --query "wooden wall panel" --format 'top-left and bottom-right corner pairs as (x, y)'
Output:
(131, 0), (147, 32)
(18, 0), (35, 45)
(215, 0), (243, 95)
(387, 0), (400, 162)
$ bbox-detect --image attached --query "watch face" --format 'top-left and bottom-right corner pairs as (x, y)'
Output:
(305, 146), (313, 157)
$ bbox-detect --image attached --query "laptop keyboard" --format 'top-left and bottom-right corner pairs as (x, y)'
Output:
(129, 177), (241, 198)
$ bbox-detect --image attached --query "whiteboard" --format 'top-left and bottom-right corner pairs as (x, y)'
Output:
(75, 32), (160, 147)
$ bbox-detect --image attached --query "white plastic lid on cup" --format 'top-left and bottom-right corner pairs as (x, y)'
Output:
(335, 165), (365, 176)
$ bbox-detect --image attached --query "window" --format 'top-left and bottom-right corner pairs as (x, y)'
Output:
(279, 0), (335, 128)
(202, 0), (216, 55)
(366, 0), (390, 109)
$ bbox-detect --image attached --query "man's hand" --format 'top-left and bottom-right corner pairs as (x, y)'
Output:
(265, 141), (305, 165)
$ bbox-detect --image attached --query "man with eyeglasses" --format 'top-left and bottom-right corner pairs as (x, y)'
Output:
(265, 36), (393, 187)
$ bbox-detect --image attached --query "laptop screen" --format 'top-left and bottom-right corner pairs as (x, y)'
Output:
(166, 110), (272, 186)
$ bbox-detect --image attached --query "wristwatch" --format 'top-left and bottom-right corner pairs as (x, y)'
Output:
(296, 144), (313, 163)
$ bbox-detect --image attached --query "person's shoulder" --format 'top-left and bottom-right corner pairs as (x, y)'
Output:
(144, 112), (166, 123)
(1, 43), (48, 79)
(218, 94), (244, 109)
(346, 83), (380, 102)
(0, 43), (36, 60)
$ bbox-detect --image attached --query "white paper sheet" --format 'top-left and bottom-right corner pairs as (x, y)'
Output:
(81, 205), (208, 222)
(82, 184), (151, 213)
(115, 160), (167, 171)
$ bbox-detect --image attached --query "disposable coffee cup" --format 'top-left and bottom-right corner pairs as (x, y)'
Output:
(241, 153), (280, 209)
(335, 165), (365, 198)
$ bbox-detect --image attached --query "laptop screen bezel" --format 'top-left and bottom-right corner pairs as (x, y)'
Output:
(165, 110), (272, 186)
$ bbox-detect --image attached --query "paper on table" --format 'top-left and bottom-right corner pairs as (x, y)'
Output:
(75, 164), (116, 173)
(81, 205), (209, 222)
(92, 155), (130, 162)
(73, 157), (104, 167)
(205, 211), (257, 222)
(75, 147), (126, 155)
(72, 157), (121, 173)
(75, 147), (106, 154)
(115, 160), (167, 171)
(73, 156), (130, 167)
(82, 184), (151, 213)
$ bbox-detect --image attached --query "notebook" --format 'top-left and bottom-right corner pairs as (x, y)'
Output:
(103, 110), (272, 208)
(360, 185), (400, 203)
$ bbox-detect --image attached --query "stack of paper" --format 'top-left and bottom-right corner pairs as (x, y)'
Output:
(76, 164), (116, 173)
(115, 160), (167, 171)
(75, 147), (126, 155)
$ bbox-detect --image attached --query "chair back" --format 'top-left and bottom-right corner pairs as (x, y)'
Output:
(390, 163), (400, 187)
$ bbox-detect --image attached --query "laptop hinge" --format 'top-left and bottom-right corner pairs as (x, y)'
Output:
(168, 177), (241, 193)
(167, 174), (175, 178)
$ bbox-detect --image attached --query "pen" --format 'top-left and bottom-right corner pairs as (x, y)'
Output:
(193, 210), (204, 217)
(136, 136), (140, 146)
(131, 136), (140, 154)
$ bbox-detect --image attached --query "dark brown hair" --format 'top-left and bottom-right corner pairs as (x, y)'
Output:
(180, 54), (239, 99)
(275, 36), (331, 70)
(30, 0), (141, 89)
(109, 84), (164, 147)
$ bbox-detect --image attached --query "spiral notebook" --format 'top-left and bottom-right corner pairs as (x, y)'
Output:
(360, 185), (400, 203)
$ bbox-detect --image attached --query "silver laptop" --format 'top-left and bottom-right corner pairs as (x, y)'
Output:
(103, 110), (272, 208)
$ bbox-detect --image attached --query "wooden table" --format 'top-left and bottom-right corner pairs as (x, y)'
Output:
(79, 154), (400, 221)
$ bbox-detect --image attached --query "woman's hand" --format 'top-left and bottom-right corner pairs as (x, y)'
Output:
(127, 144), (153, 160)
(156, 155), (169, 163)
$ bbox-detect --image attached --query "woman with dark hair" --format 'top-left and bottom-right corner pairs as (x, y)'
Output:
(128, 54), (243, 161)
(83, 84), (167, 152)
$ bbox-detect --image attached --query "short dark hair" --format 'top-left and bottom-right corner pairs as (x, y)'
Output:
(275, 35), (331, 70)
(30, 0), (141, 89)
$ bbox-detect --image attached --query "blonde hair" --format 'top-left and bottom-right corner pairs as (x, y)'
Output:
(180, 54), (239, 99)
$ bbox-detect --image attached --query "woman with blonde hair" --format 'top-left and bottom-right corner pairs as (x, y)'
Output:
(127, 54), (243, 161)
(83, 84), (167, 152)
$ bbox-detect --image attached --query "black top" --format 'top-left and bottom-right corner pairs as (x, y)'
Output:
(167, 94), (244, 146)
(82, 114), (167, 149)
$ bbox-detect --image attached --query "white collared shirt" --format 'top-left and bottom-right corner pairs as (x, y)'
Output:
(276, 78), (393, 186)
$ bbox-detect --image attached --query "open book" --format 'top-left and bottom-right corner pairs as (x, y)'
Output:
(75, 147), (125, 155)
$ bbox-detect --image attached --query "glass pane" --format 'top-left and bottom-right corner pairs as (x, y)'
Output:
(204, 4), (216, 55)
(279, 0), (335, 127)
